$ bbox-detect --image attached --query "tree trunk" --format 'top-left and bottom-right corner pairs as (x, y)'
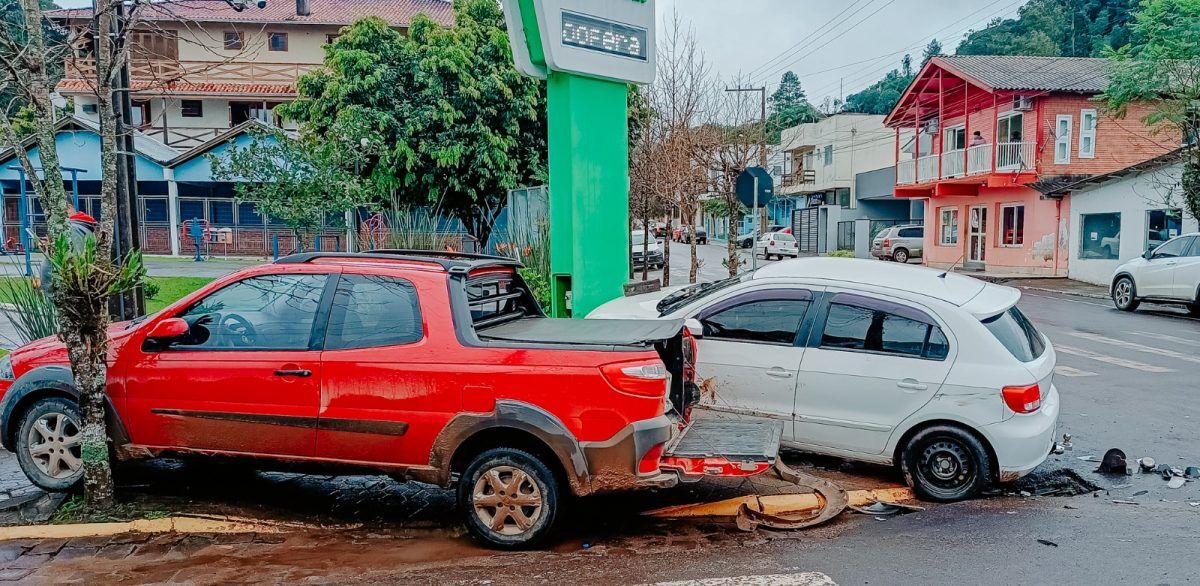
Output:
(687, 207), (699, 284)
(661, 208), (671, 287)
(727, 202), (740, 277)
(640, 216), (649, 281)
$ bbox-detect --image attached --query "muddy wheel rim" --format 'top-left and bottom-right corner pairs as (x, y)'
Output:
(472, 465), (543, 536)
(1114, 280), (1132, 306)
(919, 439), (973, 491)
(27, 412), (83, 479)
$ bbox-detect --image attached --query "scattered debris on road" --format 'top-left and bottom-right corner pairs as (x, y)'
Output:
(1096, 449), (1128, 474)
(1166, 477), (1185, 489)
(1111, 499), (1139, 505)
(1037, 539), (1059, 547)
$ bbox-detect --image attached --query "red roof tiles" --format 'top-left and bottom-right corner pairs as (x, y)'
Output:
(56, 78), (298, 96)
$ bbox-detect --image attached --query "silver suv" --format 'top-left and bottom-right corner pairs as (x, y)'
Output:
(872, 225), (924, 263)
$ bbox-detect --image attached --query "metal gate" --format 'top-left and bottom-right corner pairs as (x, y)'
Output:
(792, 207), (819, 253)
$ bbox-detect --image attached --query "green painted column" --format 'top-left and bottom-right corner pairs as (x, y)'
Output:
(547, 72), (630, 318)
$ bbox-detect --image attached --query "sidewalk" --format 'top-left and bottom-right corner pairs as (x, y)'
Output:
(999, 278), (1109, 300)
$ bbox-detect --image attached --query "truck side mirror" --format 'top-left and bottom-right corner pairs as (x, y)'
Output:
(685, 318), (703, 339)
(146, 317), (189, 341)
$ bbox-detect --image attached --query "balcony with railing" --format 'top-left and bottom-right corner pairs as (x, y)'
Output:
(894, 141), (1038, 186)
(64, 58), (316, 89)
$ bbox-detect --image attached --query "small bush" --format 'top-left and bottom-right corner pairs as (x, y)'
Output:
(0, 276), (58, 344)
(828, 249), (855, 258)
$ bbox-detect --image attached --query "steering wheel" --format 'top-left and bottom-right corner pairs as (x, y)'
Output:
(218, 313), (257, 347)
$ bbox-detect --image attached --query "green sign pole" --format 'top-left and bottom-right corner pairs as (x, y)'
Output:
(547, 73), (630, 318)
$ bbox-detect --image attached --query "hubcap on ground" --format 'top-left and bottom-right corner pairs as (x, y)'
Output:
(472, 465), (543, 536)
(920, 440), (972, 489)
(27, 412), (82, 479)
(1115, 281), (1132, 306)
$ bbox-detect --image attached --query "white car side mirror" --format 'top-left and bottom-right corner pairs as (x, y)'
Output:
(684, 318), (703, 338)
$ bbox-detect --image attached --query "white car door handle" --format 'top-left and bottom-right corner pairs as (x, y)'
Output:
(765, 367), (794, 379)
(897, 379), (928, 391)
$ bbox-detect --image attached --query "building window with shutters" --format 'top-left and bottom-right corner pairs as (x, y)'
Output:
(1054, 114), (1072, 164)
(1079, 109), (1097, 159)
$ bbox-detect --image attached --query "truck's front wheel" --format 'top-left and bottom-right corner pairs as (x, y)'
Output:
(459, 447), (559, 549)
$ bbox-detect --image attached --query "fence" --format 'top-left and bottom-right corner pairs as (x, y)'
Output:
(836, 221), (856, 252)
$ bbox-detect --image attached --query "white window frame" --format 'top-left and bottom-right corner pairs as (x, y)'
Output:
(823, 145), (833, 166)
(1055, 114), (1073, 164)
(943, 124), (966, 151)
(939, 207), (959, 246)
(1079, 109), (1097, 159)
(999, 203), (1024, 247)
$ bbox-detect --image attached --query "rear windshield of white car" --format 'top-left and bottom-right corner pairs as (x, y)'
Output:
(773, 233), (796, 241)
(981, 306), (1046, 362)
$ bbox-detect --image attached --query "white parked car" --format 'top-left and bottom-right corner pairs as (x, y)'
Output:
(756, 232), (799, 260)
(631, 230), (664, 269)
(588, 257), (1060, 501)
(1110, 233), (1200, 316)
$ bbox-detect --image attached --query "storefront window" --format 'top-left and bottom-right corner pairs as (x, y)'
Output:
(1000, 204), (1024, 246)
(939, 207), (958, 245)
(1146, 209), (1182, 252)
(1080, 212), (1121, 259)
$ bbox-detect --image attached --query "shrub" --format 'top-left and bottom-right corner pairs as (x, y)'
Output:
(0, 276), (58, 344)
(828, 249), (855, 258)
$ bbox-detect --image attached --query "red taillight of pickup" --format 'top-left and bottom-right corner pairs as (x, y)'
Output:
(600, 359), (670, 398)
(1002, 383), (1041, 414)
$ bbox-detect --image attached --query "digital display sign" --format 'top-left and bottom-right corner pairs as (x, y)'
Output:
(560, 11), (647, 61)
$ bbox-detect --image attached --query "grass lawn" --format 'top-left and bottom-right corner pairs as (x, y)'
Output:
(0, 276), (211, 314)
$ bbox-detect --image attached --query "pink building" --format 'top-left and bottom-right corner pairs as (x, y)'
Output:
(885, 56), (1177, 276)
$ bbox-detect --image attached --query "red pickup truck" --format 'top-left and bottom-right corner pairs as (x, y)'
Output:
(0, 251), (781, 547)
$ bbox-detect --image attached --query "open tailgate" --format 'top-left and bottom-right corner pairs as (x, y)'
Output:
(660, 419), (784, 478)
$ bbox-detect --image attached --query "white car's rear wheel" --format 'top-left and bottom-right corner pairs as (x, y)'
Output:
(901, 425), (992, 502)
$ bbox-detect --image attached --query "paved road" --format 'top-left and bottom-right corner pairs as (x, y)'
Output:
(5, 244), (1200, 583)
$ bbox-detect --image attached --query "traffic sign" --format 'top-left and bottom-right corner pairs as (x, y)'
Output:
(736, 167), (774, 208)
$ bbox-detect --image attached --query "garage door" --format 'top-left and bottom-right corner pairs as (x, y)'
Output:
(792, 207), (819, 253)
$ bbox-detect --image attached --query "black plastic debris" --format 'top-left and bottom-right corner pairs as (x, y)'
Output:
(1131, 490), (1149, 497)
(1186, 467), (1200, 479)
(1037, 539), (1059, 547)
(1097, 449), (1128, 474)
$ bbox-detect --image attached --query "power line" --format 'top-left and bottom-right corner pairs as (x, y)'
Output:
(744, 0), (872, 78)
(753, 0), (901, 86)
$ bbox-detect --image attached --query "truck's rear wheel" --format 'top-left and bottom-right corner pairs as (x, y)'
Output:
(15, 397), (85, 492)
(459, 447), (559, 549)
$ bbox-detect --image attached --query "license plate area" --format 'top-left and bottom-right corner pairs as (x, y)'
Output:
(660, 419), (783, 478)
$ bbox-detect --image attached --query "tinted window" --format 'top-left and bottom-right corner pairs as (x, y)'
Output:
(1152, 236), (1193, 259)
(325, 274), (422, 350)
(898, 228), (922, 238)
(179, 274), (327, 350)
(820, 297), (948, 360)
(981, 306), (1046, 362)
(701, 298), (810, 345)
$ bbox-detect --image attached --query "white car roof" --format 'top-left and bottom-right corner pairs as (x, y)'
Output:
(752, 257), (1019, 318)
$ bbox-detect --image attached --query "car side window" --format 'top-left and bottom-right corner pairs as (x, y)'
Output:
(699, 290), (812, 345)
(898, 228), (921, 238)
(820, 293), (948, 360)
(324, 274), (423, 350)
(1151, 236), (1192, 259)
(178, 273), (328, 350)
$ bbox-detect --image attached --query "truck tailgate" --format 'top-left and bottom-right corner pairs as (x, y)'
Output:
(661, 419), (784, 478)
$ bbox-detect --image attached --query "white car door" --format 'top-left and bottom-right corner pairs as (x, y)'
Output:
(793, 290), (955, 456)
(1170, 236), (1200, 300)
(1139, 236), (1191, 297)
(691, 287), (821, 441)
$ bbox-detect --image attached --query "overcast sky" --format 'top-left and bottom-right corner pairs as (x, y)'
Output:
(656, 0), (1029, 105)
(51, 0), (1030, 106)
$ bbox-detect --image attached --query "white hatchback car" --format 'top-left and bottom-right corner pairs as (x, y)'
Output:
(1110, 233), (1200, 316)
(588, 257), (1060, 501)
(756, 232), (799, 260)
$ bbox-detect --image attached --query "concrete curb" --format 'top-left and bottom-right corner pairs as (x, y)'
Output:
(0, 515), (285, 541)
(1016, 285), (1110, 301)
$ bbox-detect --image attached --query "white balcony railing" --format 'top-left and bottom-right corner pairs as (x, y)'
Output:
(996, 141), (1036, 171)
(897, 158), (916, 184)
(967, 143), (991, 175)
(941, 149), (965, 178)
(917, 154), (939, 183)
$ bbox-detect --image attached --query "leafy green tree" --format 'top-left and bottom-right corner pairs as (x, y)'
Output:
(280, 0), (546, 248)
(209, 127), (360, 244)
(921, 39), (943, 68)
(766, 71), (818, 142)
(956, 0), (1134, 57)
(1099, 0), (1200, 221)
(842, 56), (915, 115)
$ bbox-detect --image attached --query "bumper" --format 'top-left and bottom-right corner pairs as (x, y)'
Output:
(579, 414), (678, 494)
(984, 383), (1061, 481)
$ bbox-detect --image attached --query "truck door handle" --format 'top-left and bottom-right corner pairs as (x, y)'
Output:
(765, 367), (794, 379)
(897, 378), (927, 391)
(274, 369), (312, 378)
